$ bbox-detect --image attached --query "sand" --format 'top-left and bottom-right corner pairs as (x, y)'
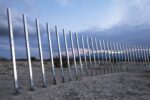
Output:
(0, 61), (150, 100)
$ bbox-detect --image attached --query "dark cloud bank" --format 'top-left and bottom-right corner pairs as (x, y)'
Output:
(0, 8), (150, 59)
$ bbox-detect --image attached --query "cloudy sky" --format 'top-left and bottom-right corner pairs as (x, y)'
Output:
(0, 0), (150, 59)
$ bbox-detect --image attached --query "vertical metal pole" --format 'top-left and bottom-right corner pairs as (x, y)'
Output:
(106, 41), (112, 73)
(122, 44), (127, 72)
(140, 46), (145, 70)
(23, 14), (34, 90)
(139, 46), (145, 70)
(136, 46), (141, 71)
(36, 19), (46, 87)
(135, 46), (140, 71)
(145, 47), (149, 69)
(119, 43), (125, 72)
(46, 23), (56, 84)
(109, 42), (115, 73)
(90, 37), (97, 75)
(127, 44), (131, 71)
(125, 44), (131, 72)
(63, 29), (72, 81)
(86, 36), (92, 75)
(98, 39), (104, 74)
(133, 45), (138, 71)
(94, 38), (101, 74)
(102, 40), (107, 74)
(116, 43), (121, 72)
(132, 45), (136, 71)
(94, 38), (101, 65)
(147, 47), (150, 70)
(122, 44), (125, 71)
(127, 45), (132, 71)
(75, 33), (84, 77)
(142, 46), (148, 70)
(55, 26), (65, 83)
(81, 35), (88, 76)
(113, 42), (118, 73)
(7, 8), (19, 94)
(70, 31), (78, 79)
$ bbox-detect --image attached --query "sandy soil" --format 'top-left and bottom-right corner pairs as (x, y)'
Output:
(0, 61), (150, 100)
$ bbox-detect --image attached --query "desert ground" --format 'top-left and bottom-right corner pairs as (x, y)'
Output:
(0, 61), (150, 100)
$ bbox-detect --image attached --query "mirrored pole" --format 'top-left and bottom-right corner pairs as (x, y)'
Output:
(23, 14), (34, 90)
(145, 46), (150, 70)
(102, 40), (108, 74)
(147, 47), (150, 70)
(125, 44), (131, 71)
(131, 46), (136, 71)
(112, 42), (118, 73)
(133, 45), (139, 71)
(55, 26), (65, 83)
(142, 46), (148, 70)
(129, 45), (134, 71)
(114, 43), (119, 72)
(75, 33), (84, 77)
(134, 45), (138, 71)
(106, 41), (112, 73)
(95, 38), (101, 74)
(145, 47), (149, 70)
(118, 43), (122, 72)
(94, 38), (101, 65)
(46, 23), (56, 84)
(127, 45), (133, 71)
(99, 39), (104, 74)
(63, 29), (72, 81)
(119, 43), (125, 72)
(110, 42), (115, 73)
(86, 36), (92, 75)
(122, 44), (127, 72)
(81, 36), (88, 76)
(7, 8), (19, 94)
(116, 43), (121, 72)
(90, 37), (97, 75)
(36, 19), (46, 87)
(136, 46), (141, 71)
(139, 46), (145, 70)
(140, 46), (146, 70)
(70, 31), (78, 79)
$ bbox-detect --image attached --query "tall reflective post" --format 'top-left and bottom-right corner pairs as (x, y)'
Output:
(63, 29), (72, 81)
(55, 26), (65, 82)
(46, 23), (56, 84)
(7, 8), (19, 94)
(81, 36), (88, 76)
(70, 31), (78, 79)
(75, 33), (84, 77)
(86, 36), (92, 75)
(90, 37), (97, 75)
(23, 14), (34, 90)
(36, 19), (46, 87)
